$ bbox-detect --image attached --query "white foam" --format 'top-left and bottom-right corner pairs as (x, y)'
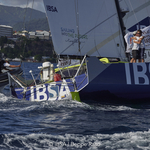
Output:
(0, 93), (9, 102)
(2, 130), (150, 149)
(40, 99), (91, 110)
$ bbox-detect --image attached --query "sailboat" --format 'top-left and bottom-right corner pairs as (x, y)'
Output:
(8, 0), (150, 103)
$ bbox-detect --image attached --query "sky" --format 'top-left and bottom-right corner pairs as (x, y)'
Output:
(0, 0), (45, 13)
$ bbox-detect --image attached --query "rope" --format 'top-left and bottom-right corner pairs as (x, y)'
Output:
(12, 69), (41, 87)
(22, 0), (29, 85)
(29, 70), (41, 86)
(22, 0), (35, 85)
(12, 74), (27, 86)
(104, 1), (120, 56)
(93, 1), (105, 57)
(23, 0), (29, 30)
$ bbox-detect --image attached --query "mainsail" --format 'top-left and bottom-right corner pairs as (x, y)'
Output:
(43, 0), (127, 60)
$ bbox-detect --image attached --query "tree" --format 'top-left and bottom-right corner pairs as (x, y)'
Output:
(35, 37), (40, 42)
(0, 36), (8, 47)
(35, 54), (42, 62)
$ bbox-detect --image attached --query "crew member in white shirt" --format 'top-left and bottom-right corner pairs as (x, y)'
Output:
(130, 30), (143, 63)
(3, 59), (21, 69)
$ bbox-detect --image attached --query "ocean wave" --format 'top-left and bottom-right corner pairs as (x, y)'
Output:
(0, 93), (9, 102)
(0, 130), (150, 150)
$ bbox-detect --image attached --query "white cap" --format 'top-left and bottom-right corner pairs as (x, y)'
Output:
(133, 31), (137, 35)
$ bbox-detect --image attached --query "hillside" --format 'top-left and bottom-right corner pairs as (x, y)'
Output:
(0, 5), (49, 31)
(0, 36), (56, 62)
(13, 18), (50, 31)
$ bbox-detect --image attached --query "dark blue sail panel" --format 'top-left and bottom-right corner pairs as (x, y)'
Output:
(128, 17), (150, 31)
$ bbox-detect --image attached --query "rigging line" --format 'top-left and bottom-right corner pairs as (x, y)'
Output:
(128, 0), (140, 28)
(60, 13), (117, 55)
(23, 0), (29, 30)
(93, 0), (105, 57)
(27, 0), (35, 30)
(105, 1), (118, 53)
(79, 1), (105, 56)
(123, 0), (130, 25)
(22, 1), (35, 74)
(21, 0), (29, 84)
(22, 0), (35, 85)
(74, 0), (82, 60)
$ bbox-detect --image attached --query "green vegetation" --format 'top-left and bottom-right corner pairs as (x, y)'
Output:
(34, 54), (42, 62)
(0, 36), (56, 62)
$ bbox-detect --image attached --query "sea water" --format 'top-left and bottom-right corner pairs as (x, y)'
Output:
(1, 62), (150, 149)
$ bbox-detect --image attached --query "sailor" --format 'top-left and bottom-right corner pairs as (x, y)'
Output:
(124, 31), (136, 62)
(130, 30), (143, 63)
(139, 31), (145, 62)
(2, 58), (21, 71)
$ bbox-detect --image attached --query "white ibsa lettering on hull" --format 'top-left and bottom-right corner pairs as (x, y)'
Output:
(30, 83), (70, 101)
(125, 63), (149, 85)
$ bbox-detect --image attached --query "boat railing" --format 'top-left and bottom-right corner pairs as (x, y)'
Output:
(74, 55), (87, 78)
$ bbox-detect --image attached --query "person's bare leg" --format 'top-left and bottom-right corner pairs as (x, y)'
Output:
(133, 59), (136, 63)
(130, 58), (134, 63)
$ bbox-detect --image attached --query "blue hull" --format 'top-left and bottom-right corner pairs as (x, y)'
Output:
(79, 57), (150, 102)
(10, 57), (150, 103)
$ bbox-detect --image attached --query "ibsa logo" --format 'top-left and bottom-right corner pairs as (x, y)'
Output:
(29, 83), (70, 101)
(46, 5), (58, 12)
(125, 63), (150, 85)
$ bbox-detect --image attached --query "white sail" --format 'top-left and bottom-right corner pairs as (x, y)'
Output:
(119, 0), (150, 31)
(43, 0), (126, 60)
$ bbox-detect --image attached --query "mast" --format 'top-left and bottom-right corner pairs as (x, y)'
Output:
(114, 0), (126, 50)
